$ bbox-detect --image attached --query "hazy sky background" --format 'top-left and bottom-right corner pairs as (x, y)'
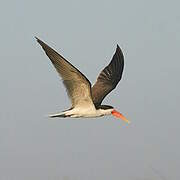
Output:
(0, 0), (180, 179)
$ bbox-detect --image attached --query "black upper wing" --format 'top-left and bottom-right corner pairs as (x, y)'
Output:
(91, 45), (124, 107)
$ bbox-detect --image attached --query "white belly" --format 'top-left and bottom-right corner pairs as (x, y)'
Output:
(49, 107), (112, 118)
(64, 107), (112, 118)
(65, 107), (101, 118)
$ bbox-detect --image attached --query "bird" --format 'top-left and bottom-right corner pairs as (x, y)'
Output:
(36, 37), (130, 124)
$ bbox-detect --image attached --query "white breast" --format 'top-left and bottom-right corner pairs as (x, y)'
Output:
(64, 107), (112, 118)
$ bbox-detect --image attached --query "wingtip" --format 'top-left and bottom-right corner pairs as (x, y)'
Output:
(116, 44), (123, 54)
(35, 37), (46, 47)
(35, 36), (46, 45)
(35, 36), (41, 43)
(35, 36), (38, 40)
(116, 44), (121, 50)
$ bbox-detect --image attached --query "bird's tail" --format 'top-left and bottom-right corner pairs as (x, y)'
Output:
(49, 112), (68, 118)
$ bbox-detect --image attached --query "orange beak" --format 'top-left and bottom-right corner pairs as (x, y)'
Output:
(111, 110), (130, 124)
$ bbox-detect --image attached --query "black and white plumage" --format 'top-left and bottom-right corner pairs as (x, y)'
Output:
(36, 37), (129, 123)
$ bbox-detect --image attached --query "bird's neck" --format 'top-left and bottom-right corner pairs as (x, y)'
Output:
(96, 108), (113, 116)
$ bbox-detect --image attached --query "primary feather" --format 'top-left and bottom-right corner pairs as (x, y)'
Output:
(91, 45), (124, 107)
(36, 37), (95, 108)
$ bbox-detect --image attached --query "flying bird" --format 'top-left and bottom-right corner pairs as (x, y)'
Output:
(36, 37), (129, 123)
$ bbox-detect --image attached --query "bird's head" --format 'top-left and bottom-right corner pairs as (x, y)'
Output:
(99, 105), (130, 124)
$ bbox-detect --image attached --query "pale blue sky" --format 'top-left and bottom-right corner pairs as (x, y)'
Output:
(0, 0), (180, 179)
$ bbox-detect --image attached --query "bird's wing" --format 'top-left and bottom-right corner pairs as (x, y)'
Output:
(91, 45), (124, 107)
(36, 37), (95, 108)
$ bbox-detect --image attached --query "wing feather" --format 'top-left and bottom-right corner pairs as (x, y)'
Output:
(36, 37), (94, 108)
(91, 45), (124, 107)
